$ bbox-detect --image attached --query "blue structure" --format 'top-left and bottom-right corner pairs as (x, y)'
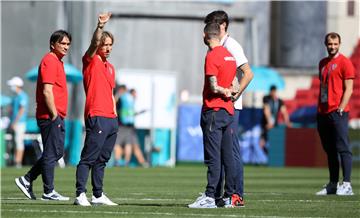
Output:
(25, 63), (83, 83)
(247, 67), (285, 92)
(176, 104), (203, 162)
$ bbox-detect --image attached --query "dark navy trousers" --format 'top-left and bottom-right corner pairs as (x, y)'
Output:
(216, 109), (244, 198)
(25, 116), (65, 194)
(317, 112), (352, 182)
(76, 116), (118, 197)
(201, 108), (235, 198)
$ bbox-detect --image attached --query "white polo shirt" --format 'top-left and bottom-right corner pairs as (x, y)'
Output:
(221, 34), (249, 110)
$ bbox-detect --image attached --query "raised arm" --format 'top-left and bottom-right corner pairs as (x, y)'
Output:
(209, 76), (232, 98)
(86, 12), (111, 58)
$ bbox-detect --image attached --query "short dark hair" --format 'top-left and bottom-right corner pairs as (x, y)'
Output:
(101, 31), (114, 45)
(270, 85), (277, 92)
(204, 22), (220, 40)
(118, 84), (127, 90)
(324, 32), (341, 45)
(49, 30), (71, 50)
(204, 10), (229, 31)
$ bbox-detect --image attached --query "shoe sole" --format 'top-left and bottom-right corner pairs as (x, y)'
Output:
(188, 205), (217, 208)
(91, 202), (118, 206)
(336, 193), (354, 196)
(224, 205), (235, 208)
(15, 178), (33, 200)
(41, 197), (70, 201)
(74, 200), (91, 206)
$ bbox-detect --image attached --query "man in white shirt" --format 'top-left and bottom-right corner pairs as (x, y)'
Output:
(204, 10), (254, 207)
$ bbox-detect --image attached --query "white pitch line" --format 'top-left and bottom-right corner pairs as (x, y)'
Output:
(113, 197), (193, 201)
(2, 209), (328, 218)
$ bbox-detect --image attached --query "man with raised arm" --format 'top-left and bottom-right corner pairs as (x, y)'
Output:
(74, 12), (119, 206)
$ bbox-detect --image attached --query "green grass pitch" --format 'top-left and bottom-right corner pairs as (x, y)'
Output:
(1, 165), (359, 217)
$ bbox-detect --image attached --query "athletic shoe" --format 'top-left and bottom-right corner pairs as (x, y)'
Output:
(188, 193), (217, 208)
(215, 197), (225, 207)
(316, 182), (338, 195)
(91, 193), (118, 206)
(223, 197), (234, 208)
(15, 176), (36, 200)
(41, 190), (70, 201)
(74, 193), (91, 206)
(222, 194), (245, 208)
(233, 194), (245, 207)
(336, 182), (354, 196)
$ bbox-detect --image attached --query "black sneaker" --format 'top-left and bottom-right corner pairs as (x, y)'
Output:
(215, 197), (225, 207)
(15, 176), (36, 200)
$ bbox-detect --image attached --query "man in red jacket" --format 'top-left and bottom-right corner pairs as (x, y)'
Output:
(188, 22), (237, 208)
(74, 12), (119, 206)
(316, 32), (356, 196)
(15, 30), (71, 201)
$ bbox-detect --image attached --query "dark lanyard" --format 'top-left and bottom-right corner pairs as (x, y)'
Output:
(321, 54), (339, 84)
(270, 100), (279, 118)
(321, 61), (334, 85)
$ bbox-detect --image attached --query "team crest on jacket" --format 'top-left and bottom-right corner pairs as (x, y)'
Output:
(331, 64), (337, 71)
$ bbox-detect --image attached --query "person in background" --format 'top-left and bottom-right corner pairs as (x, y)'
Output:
(15, 30), (71, 201)
(260, 85), (291, 154)
(316, 32), (355, 196)
(7, 76), (28, 168)
(114, 86), (148, 167)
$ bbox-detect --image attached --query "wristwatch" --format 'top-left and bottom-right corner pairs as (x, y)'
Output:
(337, 108), (344, 116)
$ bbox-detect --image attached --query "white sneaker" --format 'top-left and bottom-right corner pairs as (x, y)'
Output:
(316, 183), (338, 195)
(336, 182), (354, 196)
(74, 193), (91, 206)
(91, 193), (118, 206)
(41, 190), (70, 201)
(188, 193), (217, 208)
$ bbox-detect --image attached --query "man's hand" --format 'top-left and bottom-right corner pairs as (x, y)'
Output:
(266, 123), (274, 130)
(224, 88), (232, 98)
(51, 114), (58, 121)
(98, 12), (111, 27)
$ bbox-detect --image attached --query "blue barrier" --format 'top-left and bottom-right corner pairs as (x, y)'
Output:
(176, 105), (269, 164)
(152, 129), (171, 166)
(176, 104), (203, 162)
(268, 125), (286, 167)
(240, 125), (267, 164)
(67, 120), (82, 166)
